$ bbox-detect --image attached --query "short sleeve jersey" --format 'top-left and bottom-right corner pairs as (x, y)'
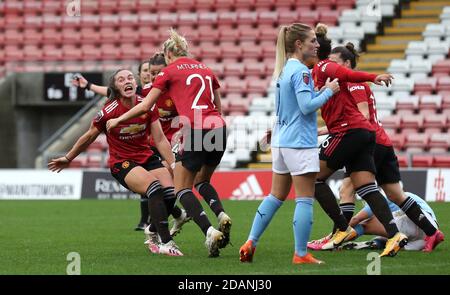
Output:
(347, 82), (392, 146)
(152, 57), (225, 130)
(93, 95), (159, 168)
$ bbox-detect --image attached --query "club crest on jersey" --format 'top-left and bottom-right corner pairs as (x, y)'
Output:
(94, 110), (104, 122)
(165, 99), (173, 107)
(122, 161), (130, 169)
(303, 72), (310, 85)
(120, 123), (146, 134)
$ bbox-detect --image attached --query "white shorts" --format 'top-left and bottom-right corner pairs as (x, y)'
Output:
(393, 210), (438, 251)
(272, 147), (320, 176)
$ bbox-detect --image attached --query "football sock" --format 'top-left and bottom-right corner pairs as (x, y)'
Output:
(248, 194), (283, 247)
(356, 183), (398, 238)
(400, 196), (437, 236)
(315, 181), (348, 231)
(176, 188), (212, 236)
(332, 202), (355, 233)
(146, 181), (171, 244)
(293, 197), (314, 257)
(139, 196), (149, 224)
(195, 181), (225, 217)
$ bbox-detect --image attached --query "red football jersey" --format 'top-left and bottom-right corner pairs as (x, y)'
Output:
(347, 82), (392, 147)
(312, 59), (376, 134)
(152, 57), (225, 130)
(142, 83), (180, 146)
(93, 95), (159, 168)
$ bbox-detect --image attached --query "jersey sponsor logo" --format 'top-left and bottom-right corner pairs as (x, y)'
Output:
(321, 63), (329, 72)
(157, 72), (165, 77)
(349, 85), (365, 92)
(94, 110), (104, 122)
(303, 72), (310, 85)
(105, 100), (119, 114)
(120, 123), (147, 134)
(121, 161), (130, 169)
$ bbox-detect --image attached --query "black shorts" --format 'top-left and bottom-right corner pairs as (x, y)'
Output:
(373, 144), (401, 185)
(319, 128), (376, 175)
(150, 146), (162, 160)
(176, 127), (227, 172)
(110, 155), (164, 190)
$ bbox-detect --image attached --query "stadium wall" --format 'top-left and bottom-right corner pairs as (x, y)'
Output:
(0, 169), (448, 202)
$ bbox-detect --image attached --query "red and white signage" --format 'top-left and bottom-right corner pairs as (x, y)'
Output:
(210, 170), (295, 200)
(425, 169), (448, 202)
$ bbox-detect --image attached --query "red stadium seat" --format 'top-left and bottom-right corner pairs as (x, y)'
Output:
(62, 44), (82, 60)
(278, 10), (299, 24)
(178, 13), (198, 26)
(201, 42), (221, 59)
(221, 42), (242, 59)
(432, 59), (450, 76)
(429, 133), (450, 149)
(119, 27), (139, 43)
(218, 12), (237, 25)
(23, 45), (43, 62)
(224, 63), (245, 77)
(440, 91), (450, 109)
(42, 45), (63, 61)
(246, 78), (269, 96)
(423, 114), (447, 129)
(405, 133), (429, 149)
(100, 44), (120, 60)
(159, 13), (178, 26)
(241, 43), (262, 59)
(396, 153), (409, 167)
(198, 12), (218, 26)
(42, 28), (62, 44)
(258, 11), (278, 25)
(240, 25), (258, 41)
(401, 114), (423, 129)
(319, 10), (340, 26)
(299, 11), (319, 26)
(120, 44), (140, 60)
(245, 61), (266, 76)
(259, 24), (278, 42)
(238, 11), (258, 25)
(381, 114), (401, 129)
(220, 25), (240, 42)
(22, 28), (43, 45)
(433, 155), (450, 167)
(437, 76), (450, 92)
(198, 25), (219, 42)
(225, 78), (248, 94)
(419, 94), (442, 111)
(414, 77), (436, 94)
(390, 133), (406, 150)
(100, 27), (120, 43)
(396, 95), (419, 111)
(412, 154), (433, 167)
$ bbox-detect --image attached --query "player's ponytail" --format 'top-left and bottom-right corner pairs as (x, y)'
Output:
(315, 23), (331, 61)
(274, 25), (288, 78)
(331, 42), (360, 69)
(163, 28), (188, 58)
(274, 23), (312, 78)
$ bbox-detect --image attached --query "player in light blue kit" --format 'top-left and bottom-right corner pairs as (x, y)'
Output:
(343, 192), (444, 252)
(239, 23), (340, 264)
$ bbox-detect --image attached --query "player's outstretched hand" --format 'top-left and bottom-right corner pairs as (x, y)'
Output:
(48, 157), (71, 173)
(374, 74), (393, 87)
(106, 118), (120, 133)
(72, 74), (88, 88)
(325, 77), (340, 94)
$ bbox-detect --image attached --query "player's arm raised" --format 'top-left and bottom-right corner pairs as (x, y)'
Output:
(48, 122), (101, 173)
(72, 74), (108, 96)
(106, 87), (162, 132)
(324, 63), (393, 86)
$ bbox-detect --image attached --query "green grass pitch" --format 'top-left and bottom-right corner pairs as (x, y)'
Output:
(0, 199), (448, 275)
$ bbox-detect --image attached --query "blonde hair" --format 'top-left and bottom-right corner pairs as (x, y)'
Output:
(163, 28), (188, 57)
(273, 23), (312, 78)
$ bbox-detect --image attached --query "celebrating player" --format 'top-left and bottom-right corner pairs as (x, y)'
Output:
(308, 43), (443, 252)
(310, 24), (409, 257)
(49, 69), (183, 256)
(106, 29), (232, 257)
(239, 23), (339, 264)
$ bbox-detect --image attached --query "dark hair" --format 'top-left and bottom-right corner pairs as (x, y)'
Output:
(315, 23), (332, 61)
(331, 42), (360, 69)
(137, 61), (149, 75)
(106, 68), (127, 102)
(149, 52), (166, 66)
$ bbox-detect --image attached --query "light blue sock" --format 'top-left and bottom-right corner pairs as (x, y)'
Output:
(354, 224), (365, 237)
(293, 197), (314, 257)
(248, 194), (283, 246)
